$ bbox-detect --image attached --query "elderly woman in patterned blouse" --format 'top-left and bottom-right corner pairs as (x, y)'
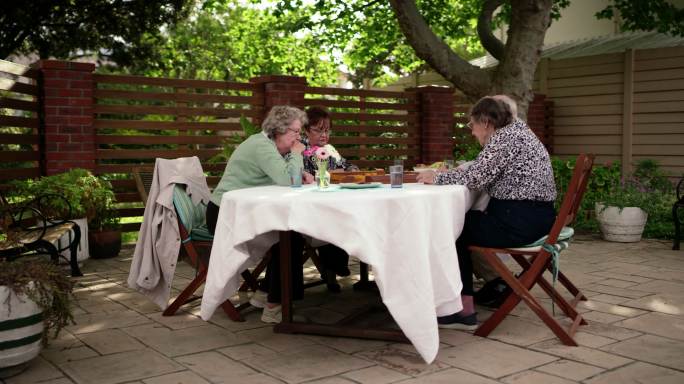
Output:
(302, 106), (359, 175)
(417, 96), (557, 330)
(301, 106), (358, 292)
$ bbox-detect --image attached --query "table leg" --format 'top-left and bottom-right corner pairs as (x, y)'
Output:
(353, 262), (378, 292)
(279, 230), (293, 323)
(273, 231), (408, 343)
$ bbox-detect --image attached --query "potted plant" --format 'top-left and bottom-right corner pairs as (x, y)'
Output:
(0, 260), (73, 369)
(596, 160), (671, 242)
(9, 169), (116, 262)
(87, 184), (122, 259)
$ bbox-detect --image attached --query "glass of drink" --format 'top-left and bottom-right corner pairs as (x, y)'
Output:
(389, 165), (403, 188)
(289, 165), (302, 187)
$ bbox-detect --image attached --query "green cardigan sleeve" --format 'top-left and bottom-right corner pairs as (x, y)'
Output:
(253, 137), (303, 186)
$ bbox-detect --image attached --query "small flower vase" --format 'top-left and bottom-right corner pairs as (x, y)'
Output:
(317, 160), (330, 189)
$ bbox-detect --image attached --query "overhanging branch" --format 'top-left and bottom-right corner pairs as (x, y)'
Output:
(477, 0), (505, 61)
(388, 0), (491, 99)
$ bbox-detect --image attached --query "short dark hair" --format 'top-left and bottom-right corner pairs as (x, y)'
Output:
(304, 106), (332, 131)
(470, 97), (513, 129)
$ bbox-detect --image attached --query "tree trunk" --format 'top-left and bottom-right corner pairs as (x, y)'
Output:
(390, 0), (552, 120)
(492, 0), (552, 118)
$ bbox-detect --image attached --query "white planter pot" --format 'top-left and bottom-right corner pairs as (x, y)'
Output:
(0, 286), (44, 368)
(55, 217), (89, 263)
(595, 203), (648, 243)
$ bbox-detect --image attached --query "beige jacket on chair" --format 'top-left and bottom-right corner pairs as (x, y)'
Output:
(127, 156), (211, 309)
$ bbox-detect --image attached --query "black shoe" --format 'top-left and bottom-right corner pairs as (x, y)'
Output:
(474, 277), (511, 308)
(437, 312), (478, 330)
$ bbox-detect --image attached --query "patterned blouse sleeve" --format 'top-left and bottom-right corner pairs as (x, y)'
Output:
(434, 130), (519, 189)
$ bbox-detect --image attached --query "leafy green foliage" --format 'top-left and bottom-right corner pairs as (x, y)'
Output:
(0, 260), (74, 345)
(126, 0), (338, 85)
(9, 169), (118, 230)
(596, 0), (684, 37)
(275, 0), (486, 87)
(209, 116), (260, 164)
(1, 0), (191, 62)
(552, 158), (675, 239)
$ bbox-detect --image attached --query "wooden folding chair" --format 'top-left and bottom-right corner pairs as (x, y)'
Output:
(471, 153), (594, 346)
(163, 184), (258, 321)
(131, 166), (155, 205)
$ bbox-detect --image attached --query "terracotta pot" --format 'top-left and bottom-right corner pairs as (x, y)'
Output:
(88, 230), (122, 259)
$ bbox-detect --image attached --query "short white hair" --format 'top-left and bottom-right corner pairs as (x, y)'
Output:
(492, 94), (518, 119)
(262, 106), (307, 139)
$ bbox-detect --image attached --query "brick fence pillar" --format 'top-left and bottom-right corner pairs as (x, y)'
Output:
(527, 93), (554, 154)
(249, 75), (307, 124)
(411, 86), (455, 164)
(33, 60), (96, 175)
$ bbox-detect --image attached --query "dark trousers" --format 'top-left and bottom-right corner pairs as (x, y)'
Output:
(457, 198), (555, 295)
(206, 201), (220, 235)
(262, 233), (305, 303)
(317, 243), (350, 276)
(206, 201), (305, 303)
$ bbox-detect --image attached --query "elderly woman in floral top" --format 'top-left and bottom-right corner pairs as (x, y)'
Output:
(417, 96), (557, 330)
(301, 106), (357, 292)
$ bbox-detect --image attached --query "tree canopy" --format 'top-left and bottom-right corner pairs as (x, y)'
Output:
(275, 0), (684, 115)
(128, 0), (339, 85)
(0, 0), (191, 63)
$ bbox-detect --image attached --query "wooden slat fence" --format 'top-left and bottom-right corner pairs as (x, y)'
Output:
(536, 46), (684, 176)
(453, 94), (474, 159)
(0, 59), (42, 184)
(304, 86), (418, 169)
(93, 73), (263, 231)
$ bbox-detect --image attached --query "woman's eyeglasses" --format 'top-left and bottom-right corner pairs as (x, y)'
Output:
(310, 127), (331, 135)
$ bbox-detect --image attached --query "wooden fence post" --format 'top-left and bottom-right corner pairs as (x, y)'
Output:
(622, 49), (635, 177)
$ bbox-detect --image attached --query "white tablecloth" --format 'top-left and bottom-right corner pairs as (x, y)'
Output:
(200, 183), (486, 363)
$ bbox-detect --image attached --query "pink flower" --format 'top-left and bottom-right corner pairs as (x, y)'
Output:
(315, 147), (330, 160)
(303, 145), (319, 157)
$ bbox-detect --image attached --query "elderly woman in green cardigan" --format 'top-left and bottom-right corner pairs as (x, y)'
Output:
(206, 105), (313, 324)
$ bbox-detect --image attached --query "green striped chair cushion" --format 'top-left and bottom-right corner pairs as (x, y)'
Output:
(172, 185), (209, 236)
(189, 225), (213, 242)
(507, 226), (574, 252)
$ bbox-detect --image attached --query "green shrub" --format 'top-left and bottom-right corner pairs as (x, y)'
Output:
(552, 157), (674, 239)
(9, 169), (119, 230)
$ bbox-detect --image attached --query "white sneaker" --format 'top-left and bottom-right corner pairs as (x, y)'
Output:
(261, 305), (282, 323)
(249, 290), (268, 308)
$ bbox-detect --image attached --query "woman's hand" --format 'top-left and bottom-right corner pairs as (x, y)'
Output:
(417, 170), (437, 184)
(302, 171), (314, 184)
(291, 140), (305, 154)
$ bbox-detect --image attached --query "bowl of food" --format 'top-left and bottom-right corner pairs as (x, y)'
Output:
(413, 161), (443, 173)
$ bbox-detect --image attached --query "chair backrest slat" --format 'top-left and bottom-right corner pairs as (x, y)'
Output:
(132, 166), (155, 206)
(547, 154), (595, 245)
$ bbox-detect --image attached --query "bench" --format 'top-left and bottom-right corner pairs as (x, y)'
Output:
(1, 193), (83, 276)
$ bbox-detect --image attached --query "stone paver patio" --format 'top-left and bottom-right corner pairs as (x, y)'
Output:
(3, 235), (684, 384)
